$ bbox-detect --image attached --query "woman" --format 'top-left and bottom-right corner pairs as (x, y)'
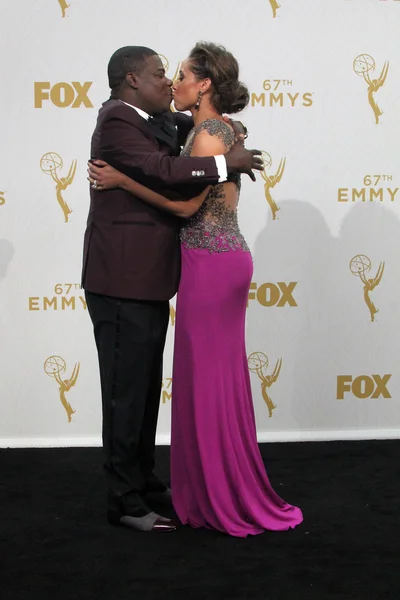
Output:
(88, 42), (303, 537)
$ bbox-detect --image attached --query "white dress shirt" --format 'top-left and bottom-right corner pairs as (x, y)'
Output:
(118, 100), (228, 183)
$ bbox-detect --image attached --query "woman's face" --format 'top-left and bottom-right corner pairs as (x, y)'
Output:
(172, 59), (203, 112)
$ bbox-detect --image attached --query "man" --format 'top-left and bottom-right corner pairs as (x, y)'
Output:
(82, 46), (262, 532)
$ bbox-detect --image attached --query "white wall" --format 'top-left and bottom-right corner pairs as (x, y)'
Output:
(1, 0), (400, 447)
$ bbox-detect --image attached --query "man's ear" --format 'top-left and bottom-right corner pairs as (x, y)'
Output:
(125, 72), (139, 90)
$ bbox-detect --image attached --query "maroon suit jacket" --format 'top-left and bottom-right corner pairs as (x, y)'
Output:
(81, 100), (220, 300)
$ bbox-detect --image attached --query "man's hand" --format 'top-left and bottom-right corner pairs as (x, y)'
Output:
(225, 138), (263, 182)
(222, 116), (248, 142)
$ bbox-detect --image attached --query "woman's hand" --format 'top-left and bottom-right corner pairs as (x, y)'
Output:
(87, 160), (128, 191)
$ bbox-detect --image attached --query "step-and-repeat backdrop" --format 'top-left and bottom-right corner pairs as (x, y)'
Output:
(1, 0), (400, 446)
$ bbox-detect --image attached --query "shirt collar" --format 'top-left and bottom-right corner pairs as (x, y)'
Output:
(119, 100), (150, 121)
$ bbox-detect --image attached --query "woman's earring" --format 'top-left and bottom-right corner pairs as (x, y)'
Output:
(195, 90), (203, 110)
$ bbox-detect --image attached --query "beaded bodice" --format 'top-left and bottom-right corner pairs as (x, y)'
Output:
(180, 119), (250, 253)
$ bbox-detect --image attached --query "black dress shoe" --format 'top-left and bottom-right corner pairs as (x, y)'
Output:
(107, 508), (179, 532)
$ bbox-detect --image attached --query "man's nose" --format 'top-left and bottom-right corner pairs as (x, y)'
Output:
(166, 77), (173, 87)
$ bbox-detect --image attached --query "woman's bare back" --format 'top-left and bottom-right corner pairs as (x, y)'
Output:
(180, 119), (249, 253)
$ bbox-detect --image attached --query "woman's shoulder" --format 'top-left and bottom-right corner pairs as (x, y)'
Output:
(194, 119), (234, 146)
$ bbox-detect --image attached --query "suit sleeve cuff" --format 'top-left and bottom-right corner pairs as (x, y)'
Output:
(214, 155), (228, 183)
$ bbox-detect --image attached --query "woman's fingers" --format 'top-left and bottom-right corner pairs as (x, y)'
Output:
(87, 169), (104, 186)
(87, 176), (104, 191)
(90, 159), (108, 167)
(87, 164), (103, 177)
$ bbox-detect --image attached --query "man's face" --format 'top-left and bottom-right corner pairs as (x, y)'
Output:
(135, 54), (173, 114)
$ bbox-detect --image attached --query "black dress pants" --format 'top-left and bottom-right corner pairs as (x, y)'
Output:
(85, 291), (169, 515)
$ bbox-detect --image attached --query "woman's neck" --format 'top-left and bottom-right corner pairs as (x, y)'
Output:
(190, 104), (222, 127)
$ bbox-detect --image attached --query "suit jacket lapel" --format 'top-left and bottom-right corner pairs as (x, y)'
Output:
(101, 100), (179, 153)
(145, 119), (178, 152)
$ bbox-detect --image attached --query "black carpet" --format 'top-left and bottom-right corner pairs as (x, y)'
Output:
(1, 440), (399, 600)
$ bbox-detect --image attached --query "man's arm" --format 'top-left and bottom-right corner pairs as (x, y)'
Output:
(99, 114), (219, 189)
(172, 113), (254, 179)
(99, 113), (263, 188)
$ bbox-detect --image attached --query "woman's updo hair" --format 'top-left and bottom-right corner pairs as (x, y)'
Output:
(188, 42), (249, 114)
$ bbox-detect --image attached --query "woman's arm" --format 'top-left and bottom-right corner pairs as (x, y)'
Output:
(120, 176), (210, 218)
(88, 160), (210, 218)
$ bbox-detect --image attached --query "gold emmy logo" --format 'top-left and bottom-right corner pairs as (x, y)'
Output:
(337, 374), (391, 400)
(260, 151), (286, 220)
(34, 82), (93, 108)
(350, 255), (385, 322)
(353, 54), (389, 124)
(159, 54), (181, 112)
(248, 352), (282, 417)
(57, 0), (70, 17)
(338, 173), (398, 203)
(44, 356), (80, 422)
(29, 283), (86, 311)
(162, 378), (172, 403)
(251, 79), (313, 109)
(0, 191), (5, 206)
(169, 304), (176, 326)
(268, 0), (281, 18)
(40, 153), (77, 223)
(159, 54), (181, 84)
